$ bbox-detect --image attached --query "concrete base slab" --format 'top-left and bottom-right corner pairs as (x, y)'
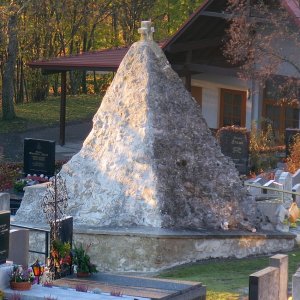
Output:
(0, 263), (13, 290)
(54, 273), (205, 300)
(3, 285), (149, 300)
(12, 221), (296, 272)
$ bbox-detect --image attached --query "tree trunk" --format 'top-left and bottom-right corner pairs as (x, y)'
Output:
(2, 13), (17, 120)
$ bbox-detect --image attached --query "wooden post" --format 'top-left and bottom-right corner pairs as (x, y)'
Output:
(185, 71), (192, 92)
(185, 50), (192, 92)
(60, 71), (67, 146)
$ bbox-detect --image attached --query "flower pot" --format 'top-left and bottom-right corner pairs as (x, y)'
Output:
(76, 272), (90, 278)
(10, 281), (32, 291)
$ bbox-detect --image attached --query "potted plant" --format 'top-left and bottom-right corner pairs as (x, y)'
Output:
(0, 289), (4, 300)
(73, 244), (97, 277)
(9, 265), (35, 291)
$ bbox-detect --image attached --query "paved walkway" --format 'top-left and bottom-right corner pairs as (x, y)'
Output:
(0, 120), (92, 162)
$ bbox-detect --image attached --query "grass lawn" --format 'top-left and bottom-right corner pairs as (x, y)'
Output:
(158, 249), (300, 300)
(0, 95), (101, 133)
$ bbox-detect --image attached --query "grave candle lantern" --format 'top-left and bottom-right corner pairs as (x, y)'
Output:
(31, 259), (44, 284)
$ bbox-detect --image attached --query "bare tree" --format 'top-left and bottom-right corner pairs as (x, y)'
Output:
(224, 0), (300, 102)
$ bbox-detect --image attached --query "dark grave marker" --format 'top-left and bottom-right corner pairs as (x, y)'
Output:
(50, 216), (73, 247)
(285, 128), (300, 157)
(0, 211), (10, 264)
(218, 127), (249, 174)
(50, 216), (73, 278)
(24, 138), (55, 177)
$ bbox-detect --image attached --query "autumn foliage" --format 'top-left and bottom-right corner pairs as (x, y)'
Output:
(286, 135), (300, 174)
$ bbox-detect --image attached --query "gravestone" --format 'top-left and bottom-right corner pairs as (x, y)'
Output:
(285, 128), (300, 157)
(24, 138), (55, 177)
(248, 178), (262, 196)
(50, 216), (73, 278)
(278, 172), (292, 202)
(263, 180), (283, 200)
(249, 267), (279, 300)
(0, 193), (10, 211)
(0, 211), (10, 264)
(218, 128), (249, 174)
(8, 229), (29, 266)
(51, 216), (73, 247)
(270, 254), (288, 300)
(275, 170), (283, 183)
(292, 169), (300, 187)
(293, 267), (300, 300)
(292, 184), (300, 206)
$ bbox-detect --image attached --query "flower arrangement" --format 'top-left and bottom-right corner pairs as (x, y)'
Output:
(73, 243), (97, 275)
(110, 289), (123, 297)
(0, 162), (22, 192)
(26, 174), (49, 183)
(75, 284), (88, 292)
(13, 174), (50, 193)
(50, 240), (72, 268)
(10, 265), (35, 283)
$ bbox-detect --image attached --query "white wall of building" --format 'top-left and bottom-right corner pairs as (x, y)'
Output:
(192, 73), (253, 130)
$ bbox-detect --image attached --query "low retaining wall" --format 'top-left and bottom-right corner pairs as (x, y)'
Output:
(73, 227), (296, 272)
(11, 222), (296, 272)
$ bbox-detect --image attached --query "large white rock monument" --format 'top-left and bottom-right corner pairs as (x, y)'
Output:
(17, 21), (257, 230)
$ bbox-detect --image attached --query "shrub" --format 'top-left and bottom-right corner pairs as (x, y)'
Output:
(0, 162), (23, 192)
(249, 121), (278, 173)
(286, 134), (300, 173)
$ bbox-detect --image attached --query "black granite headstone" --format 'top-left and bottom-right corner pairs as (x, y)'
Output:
(285, 128), (300, 157)
(218, 128), (249, 174)
(24, 138), (55, 177)
(0, 211), (10, 264)
(50, 216), (73, 278)
(56, 216), (73, 247)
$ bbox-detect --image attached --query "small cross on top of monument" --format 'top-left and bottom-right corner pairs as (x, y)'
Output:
(138, 20), (154, 41)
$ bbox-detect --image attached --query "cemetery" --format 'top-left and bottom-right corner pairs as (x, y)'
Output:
(1, 0), (300, 299)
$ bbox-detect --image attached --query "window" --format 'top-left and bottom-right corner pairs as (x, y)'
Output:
(191, 86), (202, 106)
(220, 89), (246, 127)
(263, 76), (300, 136)
(263, 100), (299, 135)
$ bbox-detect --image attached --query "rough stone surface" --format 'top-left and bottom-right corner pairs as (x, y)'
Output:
(12, 220), (295, 272)
(72, 229), (295, 272)
(16, 184), (48, 224)
(18, 37), (257, 231)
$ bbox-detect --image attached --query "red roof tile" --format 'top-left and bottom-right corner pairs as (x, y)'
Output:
(28, 47), (129, 72)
